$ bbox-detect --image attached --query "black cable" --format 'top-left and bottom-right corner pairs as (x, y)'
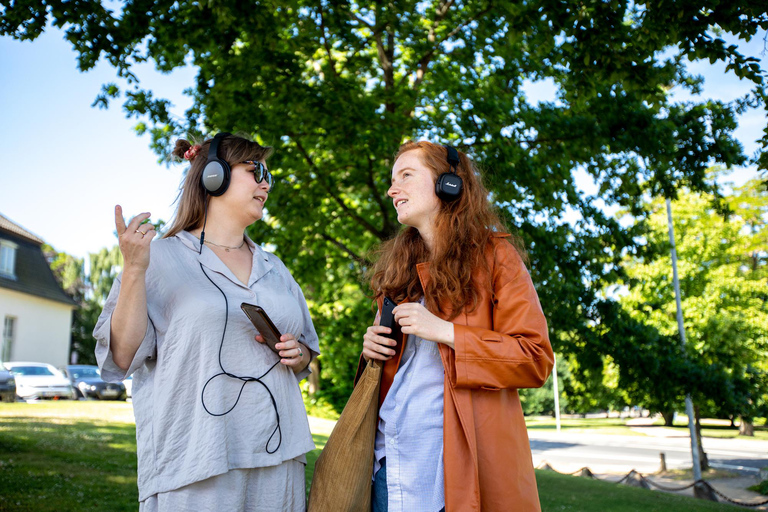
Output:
(197, 261), (282, 454)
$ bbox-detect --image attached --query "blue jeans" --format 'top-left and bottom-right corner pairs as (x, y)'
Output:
(372, 459), (445, 512)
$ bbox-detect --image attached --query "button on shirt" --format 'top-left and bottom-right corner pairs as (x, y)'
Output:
(374, 309), (446, 512)
(94, 230), (319, 501)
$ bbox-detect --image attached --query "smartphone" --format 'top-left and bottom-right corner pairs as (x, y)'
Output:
(241, 303), (282, 355)
(379, 297), (403, 357)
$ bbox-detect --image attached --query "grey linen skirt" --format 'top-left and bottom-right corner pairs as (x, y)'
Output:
(140, 460), (306, 512)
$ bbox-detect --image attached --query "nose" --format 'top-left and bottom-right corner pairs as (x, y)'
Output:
(387, 183), (399, 198)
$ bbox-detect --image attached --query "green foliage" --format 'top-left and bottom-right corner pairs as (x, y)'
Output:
(619, 178), (768, 420)
(43, 244), (125, 365)
(520, 354), (572, 416)
(6, 1), (768, 410)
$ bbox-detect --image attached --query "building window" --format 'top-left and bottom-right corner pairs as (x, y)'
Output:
(2, 316), (15, 362)
(0, 241), (17, 279)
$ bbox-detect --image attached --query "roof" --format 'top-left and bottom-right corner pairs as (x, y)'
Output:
(0, 214), (77, 307)
(0, 214), (44, 244)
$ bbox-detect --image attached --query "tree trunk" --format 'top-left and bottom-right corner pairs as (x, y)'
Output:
(308, 358), (320, 395)
(738, 416), (755, 436)
(694, 404), (710, 471)
(661, 410), (675, 427)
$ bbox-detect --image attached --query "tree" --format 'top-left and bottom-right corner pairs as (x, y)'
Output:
(619, 177), (768, 435)
(5, 1), (766, 410)
(44, 244), (124, 365)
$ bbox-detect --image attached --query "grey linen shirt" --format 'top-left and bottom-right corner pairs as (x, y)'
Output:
(94, 230), (319, 502)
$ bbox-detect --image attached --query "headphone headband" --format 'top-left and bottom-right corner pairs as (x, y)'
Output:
(208, 132), (231, 162)
(445, 145), (460, 173)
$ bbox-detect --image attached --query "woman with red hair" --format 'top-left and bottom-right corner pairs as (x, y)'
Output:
(362, 141), (554, 512)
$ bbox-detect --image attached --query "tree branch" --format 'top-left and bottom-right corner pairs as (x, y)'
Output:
(365, 155), (396, 236)
(319, 4), (340, 81)
(318, 233), (371, 266)
(292, 137), (384, 238)
(410, 3), (493, 90)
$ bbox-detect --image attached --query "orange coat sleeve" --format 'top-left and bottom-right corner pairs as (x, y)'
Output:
(452, 241), (554, 390)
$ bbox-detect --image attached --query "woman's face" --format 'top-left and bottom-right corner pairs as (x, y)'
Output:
(218, 160), (270, 223)
(388, 150), (441, 232)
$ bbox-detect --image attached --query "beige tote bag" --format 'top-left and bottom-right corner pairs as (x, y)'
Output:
(308, 358), (382, 512)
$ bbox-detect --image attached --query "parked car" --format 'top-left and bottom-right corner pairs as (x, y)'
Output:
(0, 363), (16, 402)
(3, 362), (75, 400)
(61, 365), (126, 400)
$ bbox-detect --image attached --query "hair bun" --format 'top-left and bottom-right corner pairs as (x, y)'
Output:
(172, 139), (193, 160)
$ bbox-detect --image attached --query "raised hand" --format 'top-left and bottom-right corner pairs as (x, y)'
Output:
(115, 205), (156, 273)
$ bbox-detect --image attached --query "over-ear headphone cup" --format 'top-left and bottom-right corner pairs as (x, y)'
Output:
(436, 172), (463, 202)
(201, 132), (232, 196)
(201, 160), (231, 196)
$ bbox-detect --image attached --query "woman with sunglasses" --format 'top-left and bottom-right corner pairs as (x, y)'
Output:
(361, 141), (554, 512)
(94, 133), (319, 511)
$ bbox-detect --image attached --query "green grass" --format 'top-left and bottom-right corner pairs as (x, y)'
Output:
(0, 402), (750, 511)
(536, 471), (735, 511)
(748, 479), (768, 496)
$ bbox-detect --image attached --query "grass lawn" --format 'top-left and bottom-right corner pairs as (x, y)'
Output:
(0, 401), (746, 511)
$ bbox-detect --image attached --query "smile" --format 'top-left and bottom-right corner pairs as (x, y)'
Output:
(395, 199), (408, 208)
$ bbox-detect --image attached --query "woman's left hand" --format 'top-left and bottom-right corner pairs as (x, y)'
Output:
(255, 333), (310, 373)
(394, 302), (455, 347)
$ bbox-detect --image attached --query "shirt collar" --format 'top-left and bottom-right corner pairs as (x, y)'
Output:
(175, 230), (274, 289)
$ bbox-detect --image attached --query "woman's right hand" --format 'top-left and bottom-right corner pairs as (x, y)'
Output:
(362, 325), (397, 361)
(115, 205), (156, 273)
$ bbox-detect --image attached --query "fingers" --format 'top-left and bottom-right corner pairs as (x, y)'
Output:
(275, 336), (306, 367)
(362, 325), (396, 360)
(126, 212), (152, 235)
(114, 205), (126, 235)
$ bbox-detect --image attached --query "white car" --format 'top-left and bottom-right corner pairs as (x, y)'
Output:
(3, 362), (75, 400)
(122, 375), (133, 399)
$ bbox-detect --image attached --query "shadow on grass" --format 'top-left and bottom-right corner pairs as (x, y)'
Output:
(0, 417), (138, 512)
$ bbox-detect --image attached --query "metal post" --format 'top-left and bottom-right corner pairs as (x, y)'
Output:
(665, 198), (702, 483)
(552, 352), (561, 433)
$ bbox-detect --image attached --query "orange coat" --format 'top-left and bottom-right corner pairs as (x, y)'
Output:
(364, 234), (554, 512)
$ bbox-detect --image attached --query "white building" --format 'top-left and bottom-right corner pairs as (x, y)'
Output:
(0, 214), (76, 368)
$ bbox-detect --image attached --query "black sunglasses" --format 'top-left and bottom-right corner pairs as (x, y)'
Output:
(242, 161), (274, 192)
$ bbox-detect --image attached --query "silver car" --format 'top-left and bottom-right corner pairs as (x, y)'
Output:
(3, 362), (75, 400)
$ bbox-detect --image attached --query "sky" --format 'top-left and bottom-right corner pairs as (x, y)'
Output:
(0, 24), (766, 261)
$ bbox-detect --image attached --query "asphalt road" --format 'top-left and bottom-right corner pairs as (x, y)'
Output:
(528, 429), (768, 476)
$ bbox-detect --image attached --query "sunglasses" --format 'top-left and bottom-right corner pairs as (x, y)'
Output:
(242, 161), (274, 192)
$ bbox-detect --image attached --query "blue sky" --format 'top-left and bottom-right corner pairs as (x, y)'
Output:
(0, 25), (765, 259)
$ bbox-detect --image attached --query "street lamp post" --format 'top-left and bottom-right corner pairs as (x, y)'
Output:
(552, 352), (561, 433)
(665, 198), (708, 495)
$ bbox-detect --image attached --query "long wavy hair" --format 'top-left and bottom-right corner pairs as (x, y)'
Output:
(164, 134), (272, 238)
(369, 141), (526, 319)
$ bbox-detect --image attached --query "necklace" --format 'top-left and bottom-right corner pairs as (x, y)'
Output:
(204, 237), (246, 252)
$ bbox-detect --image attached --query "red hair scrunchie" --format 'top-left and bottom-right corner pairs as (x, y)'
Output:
(183, 144), (202, 161)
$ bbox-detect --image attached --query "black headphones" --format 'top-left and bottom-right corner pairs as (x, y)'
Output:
(435, 145), (463, 202)
(201, 132), (232, 196)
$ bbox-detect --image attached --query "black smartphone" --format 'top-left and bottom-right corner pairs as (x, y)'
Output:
(241, 303), (282, 355)
(379, 297), (403, 359)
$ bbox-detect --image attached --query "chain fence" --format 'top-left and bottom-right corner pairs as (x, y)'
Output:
(537, 461), (768, 508)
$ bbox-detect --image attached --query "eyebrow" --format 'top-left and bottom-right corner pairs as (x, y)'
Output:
(391, 166), (419, 183)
